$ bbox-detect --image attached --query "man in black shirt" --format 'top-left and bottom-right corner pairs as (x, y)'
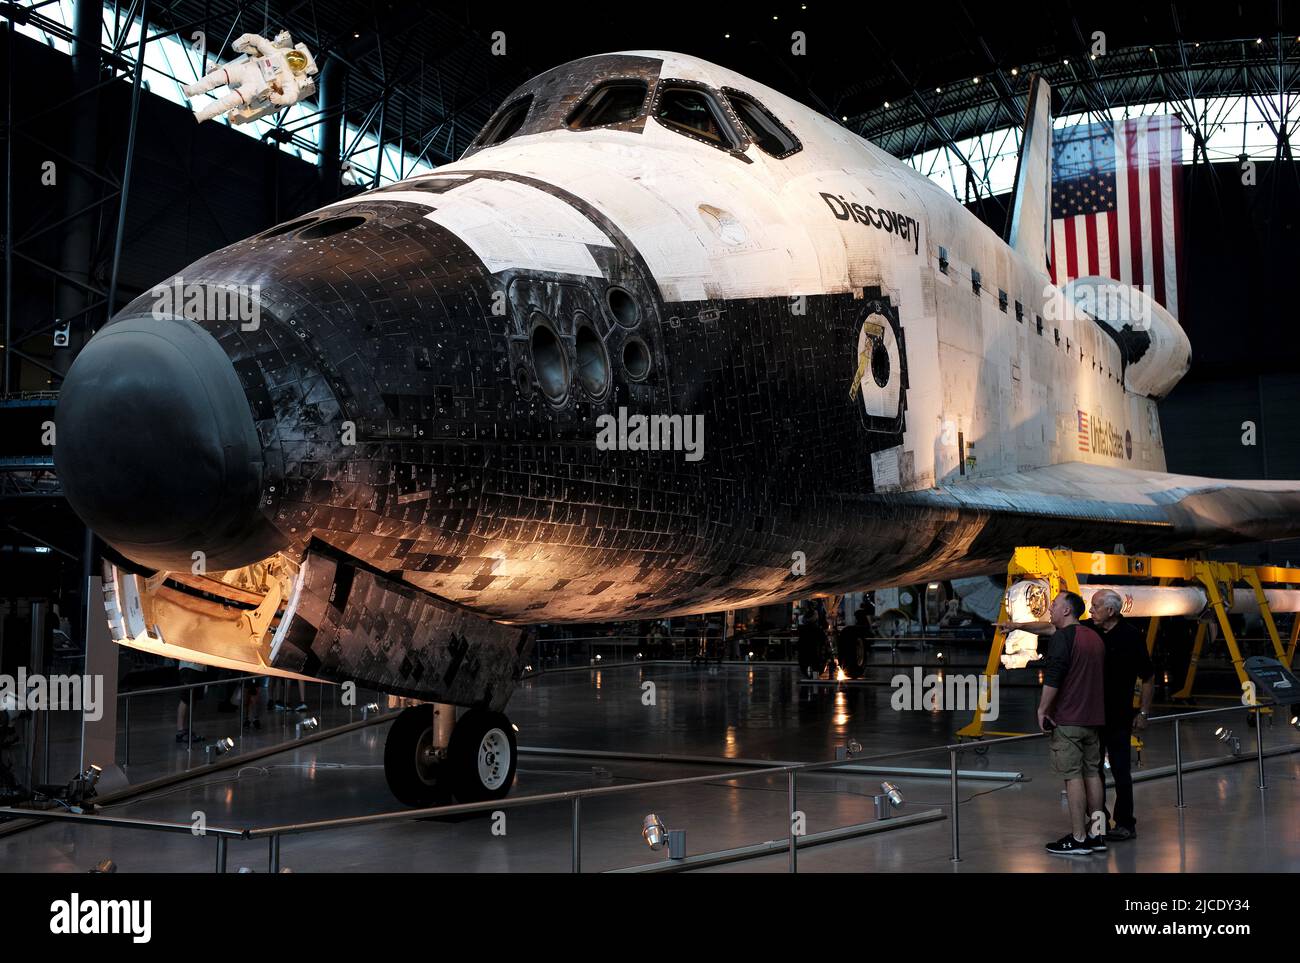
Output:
(1085, 589), (1155, 841)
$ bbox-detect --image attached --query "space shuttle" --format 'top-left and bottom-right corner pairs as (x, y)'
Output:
(54, 51), (1300, 804)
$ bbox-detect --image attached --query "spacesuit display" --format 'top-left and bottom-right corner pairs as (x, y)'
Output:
(182, 31), (317, 124)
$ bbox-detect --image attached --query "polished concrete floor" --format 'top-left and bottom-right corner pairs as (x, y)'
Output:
(3, 661), (1298, 873)
(24, 679), (393, 788)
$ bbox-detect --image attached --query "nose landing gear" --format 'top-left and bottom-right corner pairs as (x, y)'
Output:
(383, 703), (518, 806)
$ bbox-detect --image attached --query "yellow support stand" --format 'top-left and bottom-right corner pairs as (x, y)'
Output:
(1243, 568), (1288, 662)
(958, 547), (1300, 740)
(957, 547), (1081, 740)
(1171, 622), (1207, 700)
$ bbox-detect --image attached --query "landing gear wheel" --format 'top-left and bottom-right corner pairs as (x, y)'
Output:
(384, 705), (449, 807)
(448, 708), (518, 803)
(837, 638), (865, 679)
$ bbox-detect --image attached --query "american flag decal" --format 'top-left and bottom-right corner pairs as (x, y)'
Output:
(1050, 115), (1184, 318)
(1077, 410), (1091, 452)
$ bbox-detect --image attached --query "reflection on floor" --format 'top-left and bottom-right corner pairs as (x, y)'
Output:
(3, 663), (1297, 873)
(30, 679), (390, 788)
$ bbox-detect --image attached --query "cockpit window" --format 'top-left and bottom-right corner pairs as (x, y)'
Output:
(723, 89), (801, 158)
(477, 95), (533, 146)
(654, 85), (737, 149)
(567, 80), (649, 129)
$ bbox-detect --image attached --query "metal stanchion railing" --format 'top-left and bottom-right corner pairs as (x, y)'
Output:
(2, 700), (1290, 873)
(949, 747), (961, 862)
(571, 798), (581, 873)
(788, 770), (797, 873)
(1174, 718), (1185, 807)
(1256, 707), (1266, 789)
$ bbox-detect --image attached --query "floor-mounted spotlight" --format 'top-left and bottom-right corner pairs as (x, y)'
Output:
(67, 764), (103, 810)
(872, 781), (905, 820)
(295, 717), (320, 738)
(1290, 715), (1300, 731)
(89, 858), (116, 873)
(1215, 726), (1241, 755)
(835, 738), (863, 761)
(204, 736), (235, 762)
(360, 702), (380, 720)
(642, 813), (687, 860)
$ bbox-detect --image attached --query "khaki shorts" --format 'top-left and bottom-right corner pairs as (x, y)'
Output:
(1049, 725), (1101, 778)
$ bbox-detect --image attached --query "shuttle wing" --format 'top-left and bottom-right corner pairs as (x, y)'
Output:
(892, 463), (1300, 547)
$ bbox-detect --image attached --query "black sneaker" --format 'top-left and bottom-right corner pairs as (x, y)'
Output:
(1106, 825), (1137, 841)
(1086, 834), (1108, 852)
(1046, 834), (1093, 857)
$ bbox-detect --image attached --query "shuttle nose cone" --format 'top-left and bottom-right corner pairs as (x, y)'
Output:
(57, 315), (277, 571)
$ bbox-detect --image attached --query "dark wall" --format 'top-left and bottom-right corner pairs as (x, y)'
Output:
(0, 32), (323, 629)
(2, 32), (320, 388)
(1149, 159), (1300, 564)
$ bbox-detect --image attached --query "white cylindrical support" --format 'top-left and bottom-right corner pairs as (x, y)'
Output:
(1082, 584), (1300, 618)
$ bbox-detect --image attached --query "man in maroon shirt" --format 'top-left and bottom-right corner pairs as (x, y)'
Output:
(1037, 591), (1108, 857)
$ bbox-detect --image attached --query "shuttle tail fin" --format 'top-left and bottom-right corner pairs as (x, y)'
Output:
(1003, 74), (1052, 272)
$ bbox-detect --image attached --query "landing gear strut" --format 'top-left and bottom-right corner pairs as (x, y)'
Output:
(383, 703), (518, 806)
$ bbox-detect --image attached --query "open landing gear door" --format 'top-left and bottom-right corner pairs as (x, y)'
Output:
(270, 546), (533, 712)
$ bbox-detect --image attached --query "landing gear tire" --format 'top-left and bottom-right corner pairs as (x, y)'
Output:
(384, 705), (449, 807)
(448, 708), (518, 803)
(837, 639), (865, 679)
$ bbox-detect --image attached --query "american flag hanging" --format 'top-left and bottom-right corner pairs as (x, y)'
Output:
(1049, 115), (1184, 318)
